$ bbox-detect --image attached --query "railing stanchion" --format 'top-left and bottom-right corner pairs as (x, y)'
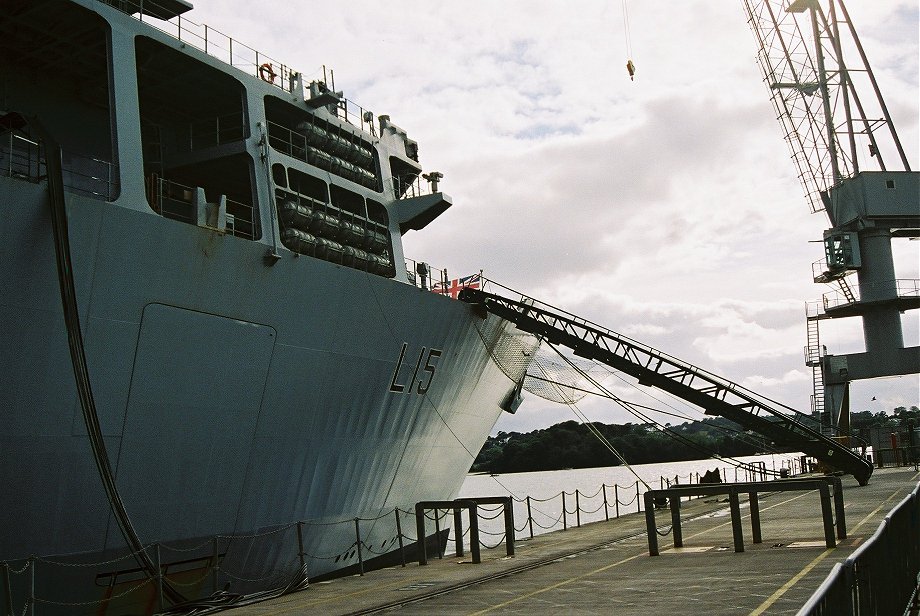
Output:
(468, 503), (481, 564)
(602, 485), (609, 521)
(502, 498), (515, 556)
(561, 492), (567, 530)
(296, 521), (305, 571)
(434, 509), (443, 558)
(453, 507), (464, 558)
(526, 496), (534, 539)
(354, 518), (364, 575)
(636, 481), (641, 513)
(28, 556), (34, 616)
(211, 537), (220, 594)
(615, 484), (620, 519)
(154, 543), (164, 612)
(2, 562), (13, 616)
(415, 504), (428, 566)
(575, 490), (581, 527)
(395, 508), (406, 567)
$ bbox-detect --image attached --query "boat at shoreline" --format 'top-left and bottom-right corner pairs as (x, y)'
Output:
(0, 1), (536, 612)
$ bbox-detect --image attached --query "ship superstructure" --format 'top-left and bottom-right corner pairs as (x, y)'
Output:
(0, 1), (534, 612)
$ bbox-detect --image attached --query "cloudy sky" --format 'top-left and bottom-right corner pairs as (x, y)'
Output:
(185, 1), (918, 433)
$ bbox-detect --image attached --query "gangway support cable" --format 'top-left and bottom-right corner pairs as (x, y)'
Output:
(459, 288), (873, 486)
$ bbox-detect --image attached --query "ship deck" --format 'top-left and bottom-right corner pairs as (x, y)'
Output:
(226, 466), (918, 615)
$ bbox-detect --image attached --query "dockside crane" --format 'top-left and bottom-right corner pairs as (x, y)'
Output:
(742, 0), (919, 434)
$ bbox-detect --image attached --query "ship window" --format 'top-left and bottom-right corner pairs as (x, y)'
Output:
(330, 185), (366, 217)
(287, 167), (329, 203)
(0, 2), (118, 201)
(367, 199), (389, 226)
(272, 163), (287, 188)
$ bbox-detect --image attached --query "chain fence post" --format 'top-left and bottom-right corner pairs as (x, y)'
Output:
(602, 485), (609, 521)
(296, 521), (306, 573)
(394, 509), (406, 567)
(615, 484), (620, 519)
(211, 537), (220, 595)
(453, 507), (464, 558)
(154, 543), (163, 613)
(434, 510), (443, 559)
(526, 497), (534, 539)
(561, 492), (567, 531)
(2, 562), (12, 616)
(354, 519), (364, 575)
(636, 481), (641, 513)
(575, 490), (581, 528)
(28, 557), (34, 616)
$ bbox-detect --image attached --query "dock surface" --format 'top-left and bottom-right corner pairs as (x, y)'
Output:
(226, 467), (918, 615)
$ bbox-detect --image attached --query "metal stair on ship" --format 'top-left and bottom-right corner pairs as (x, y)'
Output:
(459, 288), (873, 486)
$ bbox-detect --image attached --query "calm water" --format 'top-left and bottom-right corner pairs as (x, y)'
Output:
(452, 453), (805, 546)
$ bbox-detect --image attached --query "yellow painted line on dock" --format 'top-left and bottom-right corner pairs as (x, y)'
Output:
(748, 548), (835, 616)
(684, 489), (815, 541)
(748, 474), (918, 616)
(467, 553), (644, 615)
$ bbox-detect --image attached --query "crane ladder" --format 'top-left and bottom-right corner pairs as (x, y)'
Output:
(459, 288), (872, 486)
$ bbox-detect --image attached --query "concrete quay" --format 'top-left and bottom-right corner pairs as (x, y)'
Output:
(227, 466), (919, 615)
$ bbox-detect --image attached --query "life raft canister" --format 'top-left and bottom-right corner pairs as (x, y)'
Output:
(259, 63), (277, 83)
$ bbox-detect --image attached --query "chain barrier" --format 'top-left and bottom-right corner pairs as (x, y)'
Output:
(655, 525), (674, 537)
(33, 549), (140, 568)
(220, 556), (300, 584)
(217, 522), (297, 540)
(158, 537), (217, 553)
(3, 462), (804, 612)
(33, 578), (152, 606)
(579, 502), (607, 515)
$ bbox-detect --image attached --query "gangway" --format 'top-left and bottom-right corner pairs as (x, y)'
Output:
(459, 288), (873, 486)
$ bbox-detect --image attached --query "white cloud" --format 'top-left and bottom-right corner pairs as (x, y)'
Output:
(185, 1), (919, 434)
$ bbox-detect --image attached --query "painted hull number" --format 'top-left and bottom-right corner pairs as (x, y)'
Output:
(389, 343), (442, 395)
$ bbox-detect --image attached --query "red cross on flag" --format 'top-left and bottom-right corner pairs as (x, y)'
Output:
(433, 273), (481, 299)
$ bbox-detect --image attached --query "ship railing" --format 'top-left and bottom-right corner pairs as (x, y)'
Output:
(147, 176), (255, 240)
(822, 278), (920, 310)
(100, 0), (378, 136)
(185, 112), (247, 152)
(404, 258), (450, 292)
(225, 198), (256, 240)
(1, 129), (119, 201)
(391, 175), (435, 200)
(799, 480), (920, 615)
(266, 121), (309, 162)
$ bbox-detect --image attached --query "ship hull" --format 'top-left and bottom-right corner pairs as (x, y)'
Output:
(0, 180), (519, 610)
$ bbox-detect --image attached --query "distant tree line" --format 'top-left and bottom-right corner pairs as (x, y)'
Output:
(470, 407), (918, 474)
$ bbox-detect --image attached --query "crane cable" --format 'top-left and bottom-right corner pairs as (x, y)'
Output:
(533, 357), (652, 489)
(545, 342), (779, 478)
(622, 0), (636, 80)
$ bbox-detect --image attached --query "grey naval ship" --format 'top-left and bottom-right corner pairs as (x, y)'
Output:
(0, 0), (535, 612)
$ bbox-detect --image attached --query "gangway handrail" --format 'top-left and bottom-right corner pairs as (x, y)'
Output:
(459, 287), (873, 486)
(471, 282), (822, 425)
